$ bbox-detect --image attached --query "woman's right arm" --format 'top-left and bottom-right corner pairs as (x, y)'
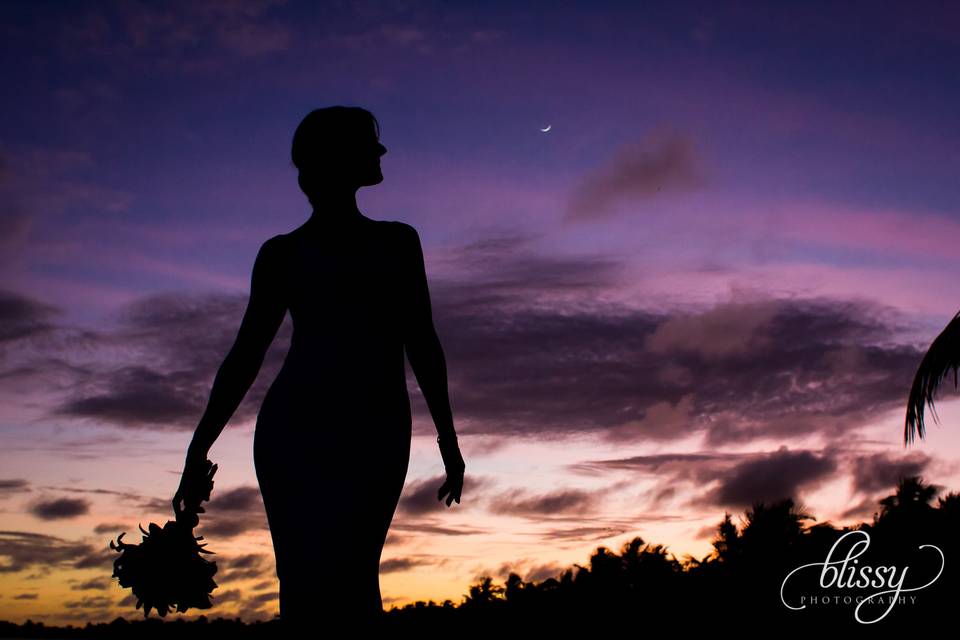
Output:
(174, 236), (288, 511)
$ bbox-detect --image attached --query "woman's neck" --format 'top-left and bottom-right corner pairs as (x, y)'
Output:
(308, 207), (364, 222)
(307, 192), (366, 223)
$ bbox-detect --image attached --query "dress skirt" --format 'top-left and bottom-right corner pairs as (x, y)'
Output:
(253, 377), (412, 632)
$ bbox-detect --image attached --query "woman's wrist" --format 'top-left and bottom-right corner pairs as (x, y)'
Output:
(186, 439), (210, 462)
(438, 435), (465, 472)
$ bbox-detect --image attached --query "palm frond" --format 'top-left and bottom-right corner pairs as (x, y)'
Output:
(905, 310), (960, 445)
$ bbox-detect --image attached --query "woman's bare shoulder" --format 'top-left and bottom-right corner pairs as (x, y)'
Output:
(254, 233), (295, 275)
(382, 220), (419, 242)
(259, 232), (290, 255)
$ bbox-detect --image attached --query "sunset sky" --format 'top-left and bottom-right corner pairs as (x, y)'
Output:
(3, 0), (960, 626)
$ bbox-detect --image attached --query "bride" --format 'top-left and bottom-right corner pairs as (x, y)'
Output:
(172, 105), (466, 633)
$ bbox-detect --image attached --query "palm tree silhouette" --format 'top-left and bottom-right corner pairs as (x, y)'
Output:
(904, 310), (960, 445)
(464, 576), (505, 608)
(873, 475), (940, 528)
(710, 512), (742, 563)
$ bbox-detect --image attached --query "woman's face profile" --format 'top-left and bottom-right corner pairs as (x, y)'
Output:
(357, 122), (387, 187)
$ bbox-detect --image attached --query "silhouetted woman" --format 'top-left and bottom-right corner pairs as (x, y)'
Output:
(172, 106), (466, 633)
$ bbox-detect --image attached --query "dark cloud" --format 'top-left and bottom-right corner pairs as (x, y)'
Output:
(190, 485), (268, 538)
(578, 446), (851, 515)
(426, 250), (921, 447)
(92, 522), (130, 535)
(1, 230), (928, 457)
(217, 552), (273, 583)
(389, 521), (487, 537)
(70, 576), (111, 591)
(850, 451), (933, 494)
(198, 513), (267, 539)
(207, 486), (262, 511)
(568, 451), (750, 475)
(384, 532), (407, 546)
(249, 591), (279, 603)
(695, 446), (838, 510)
(442, 231), (625, 298)
(13, 592), (39, 599)
(0, 289), (61, 344)
(118, 593), (137, 608)
(648, 486), (677, 507)
(64, 594), (112, 609)
(28, 496), (92, 520)
(0, 478), (30, 498)
(380, 556), (434, 574)
(54, 364), (207, 427)
(138, 496), (175, 514)
(48, 290), (292, 430)
(0, 530), (101, 575)
(211, 588), (243, 602)
(566, 129), (706, 221)
(44, 486), (146, 503)
(236, 594), (274, 620)
(538, 524), (633, 542)
(486, 487), (599, 517)
(0, 358), (97, 412)
(73, 547), (115, 571)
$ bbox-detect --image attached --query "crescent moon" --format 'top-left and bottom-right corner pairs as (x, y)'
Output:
(540, 124), (551, 132)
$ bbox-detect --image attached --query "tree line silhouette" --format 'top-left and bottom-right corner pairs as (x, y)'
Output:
(3, 473), (956, 636)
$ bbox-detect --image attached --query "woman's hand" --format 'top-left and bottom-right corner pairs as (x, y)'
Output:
(172, 455), (217, 525)
(437, 471), (463, 507)
(437, 437), (465, 507)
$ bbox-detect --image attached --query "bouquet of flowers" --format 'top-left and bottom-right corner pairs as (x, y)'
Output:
(109, 458), (220, 617)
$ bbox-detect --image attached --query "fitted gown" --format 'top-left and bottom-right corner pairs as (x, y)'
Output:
(253, 218), (413, 630)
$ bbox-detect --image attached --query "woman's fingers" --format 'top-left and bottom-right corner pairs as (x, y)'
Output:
(438, 479), (457, 506)
(173, 473), (208, 514)
(437, 475), (463, 506)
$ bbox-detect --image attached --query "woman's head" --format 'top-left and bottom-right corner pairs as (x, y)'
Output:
(291, 106), (386, 203)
